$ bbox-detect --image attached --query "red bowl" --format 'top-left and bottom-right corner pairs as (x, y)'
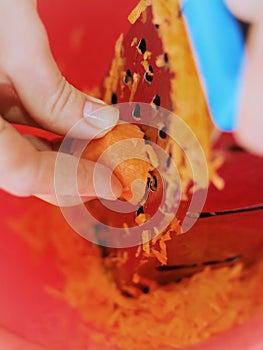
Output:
(1, 1), (263, 349)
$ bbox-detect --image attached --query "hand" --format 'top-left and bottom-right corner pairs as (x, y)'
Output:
(0, 0), (121, 205)
(225, 0), (263, 156)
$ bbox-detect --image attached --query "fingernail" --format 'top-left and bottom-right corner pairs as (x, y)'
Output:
(86, 96), (107, 105)
(83, 101), (119, 138)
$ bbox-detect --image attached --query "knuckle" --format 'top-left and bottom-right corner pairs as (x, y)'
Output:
(45, 78), (78, 123)
(48, 77), (68, 114)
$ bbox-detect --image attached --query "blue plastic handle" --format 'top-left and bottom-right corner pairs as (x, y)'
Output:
(183, 0), (245, 131)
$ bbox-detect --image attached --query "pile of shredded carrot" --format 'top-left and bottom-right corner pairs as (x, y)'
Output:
(14, 200), (263, 350)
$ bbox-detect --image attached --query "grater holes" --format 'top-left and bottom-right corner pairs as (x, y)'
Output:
(202, 255), (241, 266)
(159, 125), (167, 139)
(144, 65), (154, 83)
(152, 94), (161, 109)
(144, 137), (150, 145)
(137, 38), (147, 55)
(148, 174), (157, 192)
(136, 205), (144, 217)
(164, 52), (169, 64)
(156, 255), (241, 272)
(132, 103), (141, 121)
(111, 93), (118, 104)
(123, 69), (133, 84)
(166, 154), (171, 169)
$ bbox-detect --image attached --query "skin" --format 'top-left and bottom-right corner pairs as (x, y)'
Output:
(0, 0), (121, 206)
(225, 0), (263, 156)
(0, 0), (261, 206)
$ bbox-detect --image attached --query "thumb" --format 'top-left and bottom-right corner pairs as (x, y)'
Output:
(0, 0), (119, 139)
(0, 116), (122, 206)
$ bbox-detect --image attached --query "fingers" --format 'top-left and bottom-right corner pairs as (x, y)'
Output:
(0, 116), (122, 206)
(0, 0), (119, 139)
(224, 0), (262, 23)
(234, 21), (263, 156)
(225, 0), (263, 156)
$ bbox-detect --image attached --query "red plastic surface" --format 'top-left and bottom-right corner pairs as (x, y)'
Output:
(1, 1), (263, 349)
(38, 0), (138, 91)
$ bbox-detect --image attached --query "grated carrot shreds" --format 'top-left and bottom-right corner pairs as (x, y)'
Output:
(142, 230), (151, 257)
(9, 1), (263, 349)
(103, 34), (125, 104)
(129, 72), (140, 102)
(13, 200), (263, 350)
(98, 0), (228, 293)
(128, 0), (152, 24)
